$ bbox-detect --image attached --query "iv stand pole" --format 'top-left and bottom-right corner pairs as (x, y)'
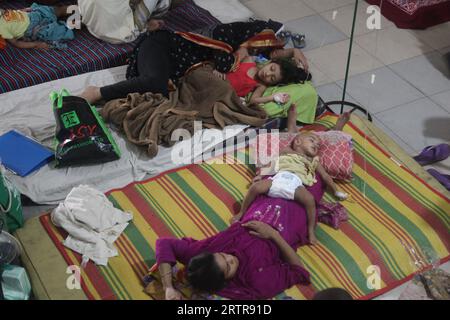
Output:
(341, 0), (359, 114)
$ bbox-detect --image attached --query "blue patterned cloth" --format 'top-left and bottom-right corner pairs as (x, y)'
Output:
(24, 3), (74, 48)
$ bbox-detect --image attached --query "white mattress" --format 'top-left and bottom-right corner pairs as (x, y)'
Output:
(0, 66), (247, 204)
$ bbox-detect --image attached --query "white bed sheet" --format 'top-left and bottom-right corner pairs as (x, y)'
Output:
(0, 66), (247, 204)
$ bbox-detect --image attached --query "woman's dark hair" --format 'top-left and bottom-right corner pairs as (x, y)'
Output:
(187, 252), (226, 293)
(312, 288), (353, 300)
(273, 57), (312, 85)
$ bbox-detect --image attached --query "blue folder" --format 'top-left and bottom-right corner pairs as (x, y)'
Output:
(0, 130), (54, 177)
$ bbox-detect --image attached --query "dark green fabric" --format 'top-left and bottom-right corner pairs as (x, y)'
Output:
(0, 170), (23, 233)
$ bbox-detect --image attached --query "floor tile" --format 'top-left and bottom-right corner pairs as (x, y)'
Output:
(376, 98), (450, 152)
(355, 26), (434, 65)
(301, 0), (355, 13)
(285, 15), (348, 51)
(315, 82), (358, 104)
(389, 52), (450, 96)
(409, 22), (450, 50)
(320, 2), (394, 37)
(304, 39), (383, 82)
(430, 90), (450, 113)
(244, 0), (315, 22)
(307, 62), (334, 86)
(372, 115), (416, 155)
(336, 67), (425, 114)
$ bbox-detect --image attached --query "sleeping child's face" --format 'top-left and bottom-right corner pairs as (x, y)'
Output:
(257, 62), (282, 86)
(292, 132), (320, 157)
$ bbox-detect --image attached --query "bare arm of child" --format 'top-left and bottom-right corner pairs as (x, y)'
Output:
(248, 85), (274, 105)
(316, 163), (348, 200)
(270, 48), (309, 72)
(8, 39), (50, 50)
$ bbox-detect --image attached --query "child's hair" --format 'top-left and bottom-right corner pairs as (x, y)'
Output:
(273, 57), (312, 85)
(187, 252), (226, 293)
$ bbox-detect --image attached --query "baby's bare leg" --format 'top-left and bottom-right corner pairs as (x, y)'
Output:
(294, 187), (318, 245)
(232, 179), (272, 223)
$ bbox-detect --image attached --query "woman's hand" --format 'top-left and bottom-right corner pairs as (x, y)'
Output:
(293, 49), (309, 72)
(212, 70), (226, 81)
(242, 221), (278, 239)
(165, 287), (183, 300)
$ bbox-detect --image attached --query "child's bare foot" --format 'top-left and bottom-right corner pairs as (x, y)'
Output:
(80, 86), (102, 104)
(308, 230), (318, 245)
(287, 103), (298, 133)
(147, 19), (165, 31)
(333, 112), (351, 131)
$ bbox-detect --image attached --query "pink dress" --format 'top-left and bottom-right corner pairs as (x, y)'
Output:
(156, 175), (326, 299)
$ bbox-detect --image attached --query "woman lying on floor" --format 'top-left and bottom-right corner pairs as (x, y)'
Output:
(156, 178), (324, 300)
(80, 20), (310, 104)
(155, 112), (351, 300)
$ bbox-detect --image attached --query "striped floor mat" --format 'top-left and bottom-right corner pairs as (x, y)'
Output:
(40, 114), (450, 300)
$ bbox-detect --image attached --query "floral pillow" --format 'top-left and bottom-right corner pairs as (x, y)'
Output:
(251, 131), (353, 180)
(315, 131), (354, 181)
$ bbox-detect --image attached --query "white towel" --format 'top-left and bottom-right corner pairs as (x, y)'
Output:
(51, 185), (133, 266)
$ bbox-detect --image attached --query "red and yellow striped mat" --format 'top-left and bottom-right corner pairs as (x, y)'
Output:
(40, 114), (450, 300)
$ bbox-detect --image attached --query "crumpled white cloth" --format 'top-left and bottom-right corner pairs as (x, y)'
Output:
(51, 185), (133, 266)
(78, 0), (140, 44)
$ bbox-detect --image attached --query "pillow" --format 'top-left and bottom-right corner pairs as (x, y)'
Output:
(251, 131), (353, 181)
(193, 0), (255, 24)
(260, 82), (318, 124)
(315, 131), (354, 181)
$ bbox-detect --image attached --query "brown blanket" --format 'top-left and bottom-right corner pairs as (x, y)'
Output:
(101, 65), (268, 157)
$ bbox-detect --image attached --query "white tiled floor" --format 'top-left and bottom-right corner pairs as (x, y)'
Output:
(240, 0), (450, 300)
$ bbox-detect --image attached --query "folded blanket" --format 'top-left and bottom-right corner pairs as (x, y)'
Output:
(101, 65), (268, 157)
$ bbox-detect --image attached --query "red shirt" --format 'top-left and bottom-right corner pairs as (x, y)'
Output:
(226, 62), (259, 97)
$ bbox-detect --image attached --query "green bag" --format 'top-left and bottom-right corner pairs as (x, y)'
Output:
(0, 166), (24, 233)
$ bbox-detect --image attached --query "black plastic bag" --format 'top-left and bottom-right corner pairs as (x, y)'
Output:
(51, 89), (121, 167)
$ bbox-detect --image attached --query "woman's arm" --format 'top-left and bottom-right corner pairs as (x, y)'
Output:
(158, 263), (182, 300)
(242, 221), (303, 267)
(155, 237), (196, 300)
(270, 48), (308, 72)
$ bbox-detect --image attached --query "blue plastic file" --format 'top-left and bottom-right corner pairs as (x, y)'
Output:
(0, 130), (53, 177)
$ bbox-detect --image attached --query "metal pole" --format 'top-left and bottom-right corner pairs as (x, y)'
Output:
(341, 0), (359, 114)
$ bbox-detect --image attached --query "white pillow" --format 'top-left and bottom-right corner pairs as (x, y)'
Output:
(193, 0), (255, 24)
